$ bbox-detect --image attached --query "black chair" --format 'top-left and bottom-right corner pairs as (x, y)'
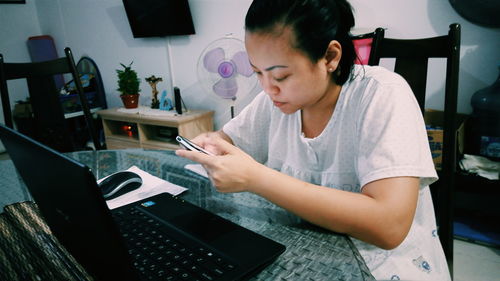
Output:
(351, 28), (385, 65)
(0, 47), (102, 152)
(368, 23), (461, 275)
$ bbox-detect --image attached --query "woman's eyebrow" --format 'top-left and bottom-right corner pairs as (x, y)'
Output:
(250, 62), (288, 71)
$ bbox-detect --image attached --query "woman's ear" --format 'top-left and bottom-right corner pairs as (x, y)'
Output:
(325, 40), (342, 72)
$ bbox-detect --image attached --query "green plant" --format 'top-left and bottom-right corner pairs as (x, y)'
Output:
(116, 62), (141, 95)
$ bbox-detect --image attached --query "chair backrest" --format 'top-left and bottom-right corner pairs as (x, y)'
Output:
(368, 23), (461, 274)
(0, 47), (101, 152)
(27, 35), (66, 90)
(351, 28), (385, 65)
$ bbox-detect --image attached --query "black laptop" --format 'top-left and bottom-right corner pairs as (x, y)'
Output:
(0, 124), (285, 281)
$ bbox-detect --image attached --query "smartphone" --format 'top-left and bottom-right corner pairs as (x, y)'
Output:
(176, 135), (214, 156)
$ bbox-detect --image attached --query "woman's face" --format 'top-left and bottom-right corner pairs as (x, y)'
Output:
(245, 27), (338, 114)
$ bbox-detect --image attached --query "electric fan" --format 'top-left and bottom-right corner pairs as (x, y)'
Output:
(197, 34), (258, 118)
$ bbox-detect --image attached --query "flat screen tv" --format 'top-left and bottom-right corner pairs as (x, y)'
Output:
(122, 0), (195, 38)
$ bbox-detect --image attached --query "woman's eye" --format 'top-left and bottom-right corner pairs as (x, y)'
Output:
(274, 76), (288, 82)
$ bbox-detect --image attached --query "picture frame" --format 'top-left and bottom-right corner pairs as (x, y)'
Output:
(0, 0), (26, 3)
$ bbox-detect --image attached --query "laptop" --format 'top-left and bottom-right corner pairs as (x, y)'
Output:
(0, 124), (285, 281)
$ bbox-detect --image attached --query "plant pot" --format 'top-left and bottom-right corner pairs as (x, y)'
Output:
(120, 94), (140, 109)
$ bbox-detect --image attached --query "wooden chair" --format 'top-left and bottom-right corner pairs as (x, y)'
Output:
(351, 28), (385, 65)
(368, 23), (461, 275)
(0, 47), (102, 152)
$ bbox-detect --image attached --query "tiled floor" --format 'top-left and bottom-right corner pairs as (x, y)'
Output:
(454, 239), (500, 281)
(0, 151), (499, 280)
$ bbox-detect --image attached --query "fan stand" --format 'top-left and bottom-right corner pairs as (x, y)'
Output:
(230, 98), (236, 119)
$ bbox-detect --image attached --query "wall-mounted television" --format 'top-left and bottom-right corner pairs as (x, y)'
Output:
(122, 0), (195, 38)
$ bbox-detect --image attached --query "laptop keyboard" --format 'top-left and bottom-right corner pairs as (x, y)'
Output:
(112, 207), (236, 281)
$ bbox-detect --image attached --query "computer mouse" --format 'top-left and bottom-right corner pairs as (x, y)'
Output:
(99, 171), (142, 200)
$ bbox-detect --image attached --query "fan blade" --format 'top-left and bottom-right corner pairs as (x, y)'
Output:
(204, 48), (225, 73)
(232, 51), (254, 77)
(213, 78), (238, 99)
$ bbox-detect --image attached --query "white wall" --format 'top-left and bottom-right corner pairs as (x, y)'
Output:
(1, 0), (499, 134)
(168, 0), (258, 125)
(349, 0), (500, 114)
(0, 0), (41, 151)
(34, 0), (174, 110)
(0, 0), (41, 111)
(33, 0), (257, 129)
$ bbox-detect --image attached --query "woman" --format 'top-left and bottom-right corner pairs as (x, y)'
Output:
(176, 0), (450, 280)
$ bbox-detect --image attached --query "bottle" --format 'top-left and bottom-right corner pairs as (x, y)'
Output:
(470, 64), (500, 160)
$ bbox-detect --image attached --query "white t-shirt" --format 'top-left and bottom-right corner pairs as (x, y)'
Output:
(223, 65), (451, 281)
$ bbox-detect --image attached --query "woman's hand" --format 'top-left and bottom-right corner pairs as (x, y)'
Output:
(186, 132), (229, 156)
(175, 134), (263, 193)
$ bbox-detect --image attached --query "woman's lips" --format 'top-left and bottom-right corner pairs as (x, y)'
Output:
(273, 101), (285, 107)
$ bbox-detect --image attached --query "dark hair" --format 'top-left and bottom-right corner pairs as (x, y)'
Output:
(245, 0), (356, 85)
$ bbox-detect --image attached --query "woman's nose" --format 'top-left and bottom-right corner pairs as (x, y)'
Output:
(260, 76), (279, 96)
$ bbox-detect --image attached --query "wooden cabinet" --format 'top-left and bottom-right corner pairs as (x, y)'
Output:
(97, 108), (213, 150)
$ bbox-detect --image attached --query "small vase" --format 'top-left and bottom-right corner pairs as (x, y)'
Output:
(121, 94), (140, 109)
(470, 65), (500, 159)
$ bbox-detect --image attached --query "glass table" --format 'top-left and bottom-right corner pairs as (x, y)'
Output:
(0, 149), (374, 281)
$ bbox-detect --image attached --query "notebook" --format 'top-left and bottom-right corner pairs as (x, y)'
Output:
(0, 124), (285, 281)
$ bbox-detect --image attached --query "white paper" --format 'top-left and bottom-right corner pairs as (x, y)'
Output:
(184, 164), (208, 178)
(459, 154), (500, 180)
(98, 165), (188, 209)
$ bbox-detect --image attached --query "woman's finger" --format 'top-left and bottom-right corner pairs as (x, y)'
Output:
(175, 149), (212, 164)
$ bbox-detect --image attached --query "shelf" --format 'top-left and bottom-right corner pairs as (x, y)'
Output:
(141, 139), (180, 150)
(454, 172), (500, 215)
(103, 135), (141, 149)
(98, 108), (213, 150)
(454, 173), (500, 247)
(455, 172), (500, 195)
(64, 107), (102, 119)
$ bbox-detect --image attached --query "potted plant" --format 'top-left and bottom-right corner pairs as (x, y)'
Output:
(116, 62), (141, 108)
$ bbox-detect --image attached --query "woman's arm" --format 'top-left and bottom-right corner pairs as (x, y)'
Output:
(176, 136), (419, 250)
(251, 166), (419, 250)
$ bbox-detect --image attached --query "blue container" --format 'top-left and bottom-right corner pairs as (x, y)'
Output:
(470, 65), (500, 159)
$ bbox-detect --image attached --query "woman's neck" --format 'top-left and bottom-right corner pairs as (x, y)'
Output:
(301, 83), (342, 138)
